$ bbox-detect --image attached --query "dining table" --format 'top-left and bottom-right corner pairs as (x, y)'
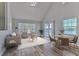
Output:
(54, 34), (74, 48)
(55, 35), (74, 41)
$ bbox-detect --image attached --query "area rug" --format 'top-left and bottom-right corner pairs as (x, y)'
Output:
(52, 44), (79, 56)
(18, 37), (50, 50)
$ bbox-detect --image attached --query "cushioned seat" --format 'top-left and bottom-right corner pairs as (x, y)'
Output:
(5, 34), (21, 49)
(21, 32), (27, 38)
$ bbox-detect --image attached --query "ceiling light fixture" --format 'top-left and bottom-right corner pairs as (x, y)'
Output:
(30, 2), (37, 7)
(62, 2), (65, 5)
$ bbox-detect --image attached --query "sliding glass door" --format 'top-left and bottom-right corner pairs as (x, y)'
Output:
(18, 23), (36, 34)
(44, 23), (53, 37)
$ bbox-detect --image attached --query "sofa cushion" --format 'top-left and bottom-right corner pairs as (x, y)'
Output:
(9, 40), (17, 44)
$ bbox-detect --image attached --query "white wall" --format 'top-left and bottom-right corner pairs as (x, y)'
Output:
(0, 2), (12, 55)
(6, 2), (12, 32)
(0, 31), (11, 55)
(43, 2), (79, 35)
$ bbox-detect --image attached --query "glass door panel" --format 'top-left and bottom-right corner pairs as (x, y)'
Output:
(44, 23), (53, 37)
(18, 23), (36, 33)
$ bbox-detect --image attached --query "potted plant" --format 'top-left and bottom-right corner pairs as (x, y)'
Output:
(39, 29), (44, 37)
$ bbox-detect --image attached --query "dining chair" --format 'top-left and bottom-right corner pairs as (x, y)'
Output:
(70, 35), (78, 48)
(70, 35), (78, 43)
(49, 35), (56, 42)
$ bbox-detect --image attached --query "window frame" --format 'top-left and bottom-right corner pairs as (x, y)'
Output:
(44, 23), (53, 37)
(63, 18), (77, 35)
(18, 23), (36, 33)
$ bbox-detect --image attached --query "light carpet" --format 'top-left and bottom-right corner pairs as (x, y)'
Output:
(18, 37), (49, 50)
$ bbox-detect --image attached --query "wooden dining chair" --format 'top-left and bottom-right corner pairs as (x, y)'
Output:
(70, 35), (78, 48)
(49, 35), (56, 42)
(70, 35), (78, 44)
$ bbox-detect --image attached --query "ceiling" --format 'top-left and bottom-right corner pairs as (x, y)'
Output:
(10, 2), (52, 21)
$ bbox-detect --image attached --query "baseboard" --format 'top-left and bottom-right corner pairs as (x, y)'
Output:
(0, 48), (6, 56)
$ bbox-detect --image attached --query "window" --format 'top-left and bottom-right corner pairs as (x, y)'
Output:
(18, 23), (36, 33)
(63, 18), (77, 35)
(44, 23), (53, 37)
(44, 24), (49, 37)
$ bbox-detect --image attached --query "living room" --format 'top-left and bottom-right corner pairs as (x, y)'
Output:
(1, 2), (79, 56)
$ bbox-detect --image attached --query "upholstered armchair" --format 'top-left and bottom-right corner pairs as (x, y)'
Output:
(5, 33), (21, 49)
(21, 32), (27, 38)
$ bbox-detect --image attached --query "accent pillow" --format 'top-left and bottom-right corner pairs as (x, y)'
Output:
(9, 40), (16, 44)
(11, 32), (16, 36)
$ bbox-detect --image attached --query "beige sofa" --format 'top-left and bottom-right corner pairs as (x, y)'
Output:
(5, 33), (21, 49)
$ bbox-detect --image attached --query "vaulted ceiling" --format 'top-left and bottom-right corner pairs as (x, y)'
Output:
(10, 2), (52, 21)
